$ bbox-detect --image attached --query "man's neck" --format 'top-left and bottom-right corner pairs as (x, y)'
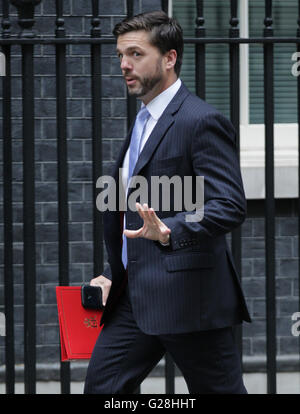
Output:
(141, 74), (178, 105)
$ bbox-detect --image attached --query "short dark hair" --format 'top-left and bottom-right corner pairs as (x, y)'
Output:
(113, 10), (184, 77)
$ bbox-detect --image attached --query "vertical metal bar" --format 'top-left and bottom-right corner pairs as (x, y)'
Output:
(263, 0), (277, 395)
(126, 0), (134, 21)
(22, 41), (36, 397)
(10, 1), (41, 395)
(55, 0), (70, 394)
(91, 1), (103, 277)
(229, 0), (243, 361)
(161, 0), (169, 14)
(2, 0), (15, 395)
(195, 0), (205, 99)
(126, 0), (137, 127)
(11, 0), (42, 395)
(123, 0), (140, 393)
(161, 0), (176, 394)
(297, 0), (300, 392)
(229, 1), (240, 132)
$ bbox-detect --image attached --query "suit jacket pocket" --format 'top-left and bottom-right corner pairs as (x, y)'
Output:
(165, 252), (215, 272)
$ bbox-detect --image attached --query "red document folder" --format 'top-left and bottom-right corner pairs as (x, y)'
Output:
(56, 286), (104, 361)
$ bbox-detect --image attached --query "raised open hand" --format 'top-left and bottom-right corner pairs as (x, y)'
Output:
(123, 202), (171, 244)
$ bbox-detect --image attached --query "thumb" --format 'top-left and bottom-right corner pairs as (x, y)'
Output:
(123, 228), (143, 238)
(102, 284), (111, 306)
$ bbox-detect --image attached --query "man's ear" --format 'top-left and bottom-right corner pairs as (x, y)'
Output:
(164, 49), (177, 71)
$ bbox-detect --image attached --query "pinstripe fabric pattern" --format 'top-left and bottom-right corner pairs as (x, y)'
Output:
(84, 287), (166, 394)
(101, 83), (251, 335)
(84, 286), (247, 394)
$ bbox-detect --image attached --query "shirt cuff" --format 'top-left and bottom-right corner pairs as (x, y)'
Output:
(159, 235), (170, 246)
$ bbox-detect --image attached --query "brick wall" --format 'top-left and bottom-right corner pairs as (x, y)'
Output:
(241, 205), (299, 367)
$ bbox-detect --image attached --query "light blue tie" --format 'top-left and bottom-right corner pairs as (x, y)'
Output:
(122, 106), (150, 269)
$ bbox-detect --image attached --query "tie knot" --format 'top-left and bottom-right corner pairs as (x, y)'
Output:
(137, 106), (150, 123)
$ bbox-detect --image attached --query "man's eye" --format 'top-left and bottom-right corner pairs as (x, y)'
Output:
(133, 51), (140, 57)
(118, 54), (123, 60)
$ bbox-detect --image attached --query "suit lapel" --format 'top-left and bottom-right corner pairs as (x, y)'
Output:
(131, 83), (190, 179)
(131, 113), (174, 178)
(111, 83), (190, 196)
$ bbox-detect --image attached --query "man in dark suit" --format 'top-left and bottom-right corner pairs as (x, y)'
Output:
(84, 10), (251, 394)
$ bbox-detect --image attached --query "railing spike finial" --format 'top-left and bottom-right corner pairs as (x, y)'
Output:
(229, 0), (239, 38)
(195, 0), (205, 36)
(9, 0), (42, 38)
(2, 0), (11, 38)
(264, 0), (273, 37)
(91, 0), (101, 38)
(55, 0), (65, 38)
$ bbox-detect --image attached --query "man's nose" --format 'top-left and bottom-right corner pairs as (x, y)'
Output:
(120, 56), (132, 71)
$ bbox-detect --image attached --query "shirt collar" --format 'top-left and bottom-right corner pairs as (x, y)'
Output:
(140, 78), (182, 121)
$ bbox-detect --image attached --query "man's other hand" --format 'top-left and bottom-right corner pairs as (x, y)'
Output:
(90, 275), (112, 306)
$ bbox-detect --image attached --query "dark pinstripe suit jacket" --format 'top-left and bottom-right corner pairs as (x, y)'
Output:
(100, 83), (251, 335)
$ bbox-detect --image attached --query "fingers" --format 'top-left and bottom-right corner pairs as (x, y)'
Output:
(136, 202), (157, 225)
(136, 202), (149, 223)
(123, 228), (143, 238)
(102, 287), (110, 307)
(138, 202), (168, 233)
(125, 202), (171, 242)
(123, 203), (151, 239)
(90, 275), (112, 306)
(148, 206), (160, 228)
(140, 202), (171, 230)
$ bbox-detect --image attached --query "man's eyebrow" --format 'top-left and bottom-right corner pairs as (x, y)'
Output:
(116, 46), (144, 54)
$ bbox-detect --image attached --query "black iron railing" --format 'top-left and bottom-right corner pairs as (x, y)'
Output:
(0, 0), (300, 395)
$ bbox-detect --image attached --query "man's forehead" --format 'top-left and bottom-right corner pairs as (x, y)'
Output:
(116, 30), (152, 50)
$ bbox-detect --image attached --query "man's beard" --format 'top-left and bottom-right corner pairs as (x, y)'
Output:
(127, 60), (163, 98)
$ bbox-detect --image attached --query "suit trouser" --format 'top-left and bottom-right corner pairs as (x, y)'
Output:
(84, 286), (247, 394)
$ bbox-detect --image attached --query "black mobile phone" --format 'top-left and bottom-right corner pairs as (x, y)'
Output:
(81, 284), (104, 310)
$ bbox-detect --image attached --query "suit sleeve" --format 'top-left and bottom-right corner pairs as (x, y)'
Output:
(102, 262), (113, 281)
(161, 112), (246, 251)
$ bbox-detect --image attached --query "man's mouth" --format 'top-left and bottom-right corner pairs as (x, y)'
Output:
(125, 77), (137, 86)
